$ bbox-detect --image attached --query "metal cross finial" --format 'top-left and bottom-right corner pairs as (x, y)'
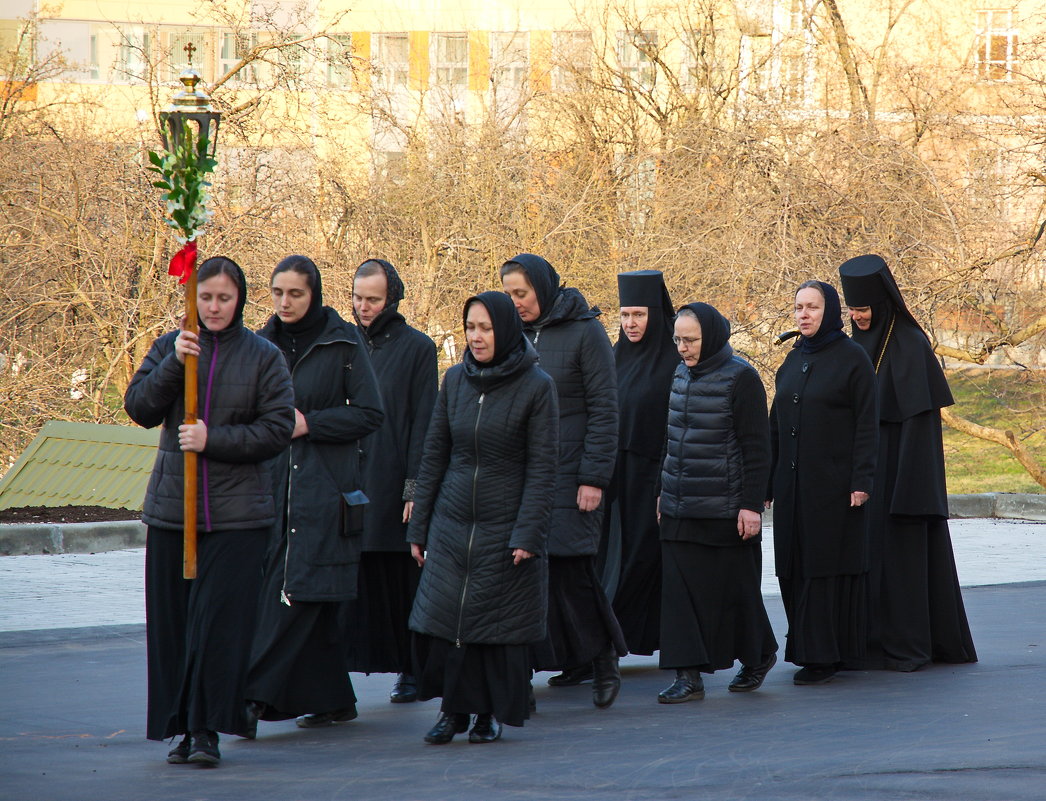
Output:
(184, 41), (196, 66)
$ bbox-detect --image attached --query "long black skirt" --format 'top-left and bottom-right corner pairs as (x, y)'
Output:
(343, 551), (421, 674)
(600, 452), (662, 656)
(778, 572), (867, 667)
(245, 536), (356, 719)
(659, 534), (778, 672)
(530, 555), (627, 671)
(412, 634), (531, 727)
(145, 525), (266, 741)
(853, 516), (977, 671)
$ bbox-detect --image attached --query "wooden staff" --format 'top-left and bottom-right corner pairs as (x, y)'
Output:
(183, 269), (199, 579)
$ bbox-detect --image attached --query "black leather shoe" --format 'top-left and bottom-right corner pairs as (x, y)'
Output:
(729, 653), (778, 693)
(793, 665), (836, 685)
(547, 664), (593, 686)
(591, 646), (621, 709)
(424, 712), (469, 744)
(390, 673), (418, 704)
(468, 714), (503, 743)
(658, 669), (705, 703)
(187, 730), (220, 766)
(166, 734), (191, 764)
(295, 707), (359, 728)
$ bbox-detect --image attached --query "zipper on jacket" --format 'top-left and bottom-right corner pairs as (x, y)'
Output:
(455, 391), (484, 647)
(281, 445), (294, 606)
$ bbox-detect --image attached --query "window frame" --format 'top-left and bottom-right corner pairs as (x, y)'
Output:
(975, 9), (1018, 82)
(431, 31), (468, 88)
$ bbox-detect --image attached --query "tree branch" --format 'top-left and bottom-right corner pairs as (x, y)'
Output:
(941, 407), (1046, 489)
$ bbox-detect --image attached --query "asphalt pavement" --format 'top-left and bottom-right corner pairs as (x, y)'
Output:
(1, 518), (1045, 800)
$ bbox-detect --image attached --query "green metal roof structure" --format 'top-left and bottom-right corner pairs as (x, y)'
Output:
(0, 421), (159, 511)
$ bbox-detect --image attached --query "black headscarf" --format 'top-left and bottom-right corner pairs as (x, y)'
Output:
(269, 255), (327, 370)
(614, 271), (677, 459)
(505, 253), (560, 317)
(679, 302), (734, 377)
(503, 253), (598, 329)
(796, 281), (847, 354)
(839, 254), (953, 421)
(462, 291), (527, 369)
(352, 258), (406, 339)
(197, 256), (248, 333)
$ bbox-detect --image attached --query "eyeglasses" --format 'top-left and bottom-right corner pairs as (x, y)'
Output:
(672, 336), (701, 346)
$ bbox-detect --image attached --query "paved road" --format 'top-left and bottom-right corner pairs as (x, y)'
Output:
(1, 519), (1044, 800)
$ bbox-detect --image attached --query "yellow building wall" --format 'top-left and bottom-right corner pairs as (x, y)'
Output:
(9, 0), (1046, 179)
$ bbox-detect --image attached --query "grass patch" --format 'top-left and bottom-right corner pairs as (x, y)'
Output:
(943, 368), (1045, 495)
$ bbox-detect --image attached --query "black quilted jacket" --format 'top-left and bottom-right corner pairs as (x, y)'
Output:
(524, 290), (618, 555)
(124, 324), (295, 532)
(407, 342), (559, 646)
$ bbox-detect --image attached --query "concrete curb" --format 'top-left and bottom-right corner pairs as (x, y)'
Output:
(948, 493), (1046, 521)
(0, 491), (1043, 556)
(0, 623), (146, 648)
(0, 520), (146, 556)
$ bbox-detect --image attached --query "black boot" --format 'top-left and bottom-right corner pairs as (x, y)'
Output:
(547, 664), (593, 686)
(658, 669), (705, 703)
(390, 673), (418, 703)
(468, 714), (503, 743)
(424, 712), (469, 744)
(591, 646), (621, 709)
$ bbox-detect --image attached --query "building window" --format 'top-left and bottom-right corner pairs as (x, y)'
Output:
(432, 32), (467, 87)
(220, 32), (258, 85)
(778, 0), (811, 103)
(490, 31), (528, 90)
(975, 9), (1018, 81)
(120, 27), (152, 82)
(0, 20), (33, 78)
(89, 32), (99, 80)
(167, 29), (207, 82)
(682, 28), (730, 96)
(616, 30), (657, 90)
(326, 34), (353, 88)
(374, 33), (409, 90)
(274, 35), (307, 82)
(553, 30), (592, 91)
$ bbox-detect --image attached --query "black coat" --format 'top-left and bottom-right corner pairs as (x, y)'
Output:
(769, 336), (878, 579)
(258, 308), (385, 602)
(525, 292), (618, 556)
(125, 325), (295, 532)
(407, 343), (559, 646)
(357, 316), (439, 552)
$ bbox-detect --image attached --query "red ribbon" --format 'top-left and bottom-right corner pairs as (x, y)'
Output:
(168, 241), (198, 285)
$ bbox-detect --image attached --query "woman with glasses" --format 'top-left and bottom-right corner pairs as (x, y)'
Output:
(656, 303), (778, 703)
